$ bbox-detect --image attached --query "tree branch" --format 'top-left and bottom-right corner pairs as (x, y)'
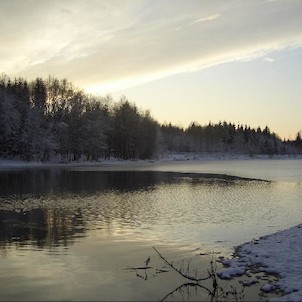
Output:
(153, 246), (213, 282)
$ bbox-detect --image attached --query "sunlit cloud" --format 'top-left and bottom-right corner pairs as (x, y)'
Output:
(264, 57), (275, 63)
(1, 0), (302, 93)
(192, 14), (221, 24)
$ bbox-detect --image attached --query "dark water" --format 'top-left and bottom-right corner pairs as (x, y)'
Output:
(0, 161), (301, 301)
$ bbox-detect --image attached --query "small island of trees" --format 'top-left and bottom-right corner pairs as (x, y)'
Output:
(0, 74), (301, 162)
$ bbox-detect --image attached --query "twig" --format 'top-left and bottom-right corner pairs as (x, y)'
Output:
(123, 266), (153, 271)
(153, 246), (213, 282)
(161, 282), (212, 302)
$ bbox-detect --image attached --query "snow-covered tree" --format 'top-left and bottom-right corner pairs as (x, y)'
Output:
(0, 87), (20, 156)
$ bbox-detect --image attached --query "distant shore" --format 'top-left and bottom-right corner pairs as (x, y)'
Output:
(1, 153), (302, 170)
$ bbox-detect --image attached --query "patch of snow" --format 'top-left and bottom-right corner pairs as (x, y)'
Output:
(219, 262), (246, 279)
(218, 224), (302, 301)
(240, 279), (259, 286)
(158, 152), (302, 162)
(1, 153), (302, 170)
(261, 283), (278, 293)
(0, 159), (47, 168)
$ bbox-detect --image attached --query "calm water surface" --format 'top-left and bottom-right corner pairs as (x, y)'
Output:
(0, 159), (301, 301)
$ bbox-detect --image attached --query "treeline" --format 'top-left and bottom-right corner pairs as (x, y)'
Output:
(0, 74), (301, 162)
(0, 74), (157, 161)
(160, 122), (301, 155)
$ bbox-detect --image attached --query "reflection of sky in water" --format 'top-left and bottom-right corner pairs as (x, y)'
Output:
(1, 169), (302, 249)
(0, 160), (302, 300)
(1, 239), (186, 301)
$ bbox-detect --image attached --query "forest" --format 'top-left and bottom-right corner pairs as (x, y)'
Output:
(0, 74), (301, 162)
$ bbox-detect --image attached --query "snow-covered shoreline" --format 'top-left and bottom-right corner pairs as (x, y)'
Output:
(1, 153), (302, 170)
(218, 224), (302, 301)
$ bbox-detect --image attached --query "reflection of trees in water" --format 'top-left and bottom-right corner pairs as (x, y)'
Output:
(0, 207), (86, 252)
(0, 169), (266, 255)
(0, 169), (62, 196)
(0, 169), (262, 198)
(0, 169), (166, 196)
(60, 170), (163, 193)
(127, 248), (246, 302)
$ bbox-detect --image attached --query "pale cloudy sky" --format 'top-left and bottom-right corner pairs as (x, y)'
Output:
(1, 0), (302, 139)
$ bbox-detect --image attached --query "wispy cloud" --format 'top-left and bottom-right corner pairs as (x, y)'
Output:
(1, 0), (302, 93)
(192, 14), (221, 24)
(264, 57), (275, 63)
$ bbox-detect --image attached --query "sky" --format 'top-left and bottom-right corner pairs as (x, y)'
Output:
(1, 0), (302, 139)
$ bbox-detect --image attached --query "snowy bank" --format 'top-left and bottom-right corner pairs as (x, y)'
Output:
(218, 224), (302, 301)
(159, 152), (302, 161)
(1, 153), (302, 170)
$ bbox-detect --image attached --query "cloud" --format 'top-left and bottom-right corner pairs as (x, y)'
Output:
(264, 57), (275, 63)
(192, 14), (221, 24)
(1, 0), (302, 93)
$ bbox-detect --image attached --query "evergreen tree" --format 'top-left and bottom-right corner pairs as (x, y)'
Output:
(0, 86), (21, 156)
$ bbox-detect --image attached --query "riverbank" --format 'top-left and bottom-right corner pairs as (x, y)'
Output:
(218, 224), (302, 301)
(1, 153), (302, 170)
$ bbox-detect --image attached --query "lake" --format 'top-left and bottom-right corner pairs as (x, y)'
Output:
(0, 159), (301, 301)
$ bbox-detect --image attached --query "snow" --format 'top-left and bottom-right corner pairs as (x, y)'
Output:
(261, 283), (278, 293)
(1, 153), (301, 170)
(218, 224), (302, 301)
(159, 152), (302, 161)
(240, 279), (259, 286)
(0, 158), (139, 169)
